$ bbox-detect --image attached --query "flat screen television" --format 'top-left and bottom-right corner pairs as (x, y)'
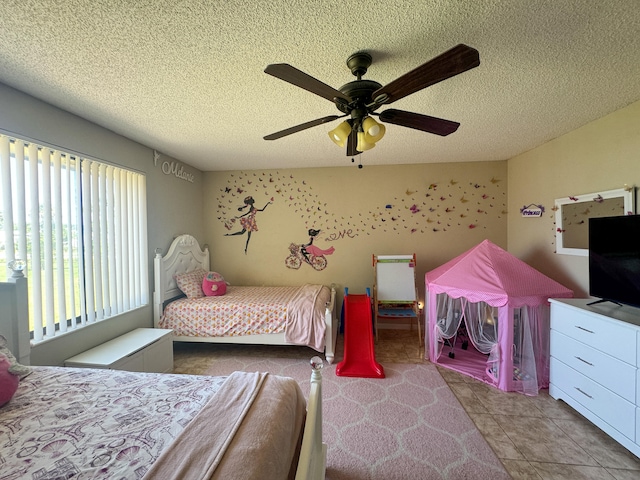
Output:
(589, 215), (640, 309)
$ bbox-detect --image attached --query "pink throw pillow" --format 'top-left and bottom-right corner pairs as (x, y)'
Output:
(0, 355), (19, 407)
(202, 272), (227, 296)
(174, 269), (207, 299)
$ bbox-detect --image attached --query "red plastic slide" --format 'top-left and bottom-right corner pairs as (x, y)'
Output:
(336, 289), (385, 378)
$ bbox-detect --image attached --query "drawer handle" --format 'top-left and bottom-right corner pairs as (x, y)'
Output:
(575, 325), (594, 334)
(574, 356), (593, 366)
(574, 387), (593, 399)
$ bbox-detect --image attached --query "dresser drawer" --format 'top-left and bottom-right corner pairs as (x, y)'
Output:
(551, 303), (637, 364)
(551, 330), (637, 402)
(550, 358), (635, 440)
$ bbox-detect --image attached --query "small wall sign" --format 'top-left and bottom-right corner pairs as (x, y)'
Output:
(162, 160), (194, 183)
(520, 204), (544, 217)
(154, 150), (194, 183)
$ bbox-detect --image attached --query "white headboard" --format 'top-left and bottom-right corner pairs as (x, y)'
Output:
(153, 234), (210, 326)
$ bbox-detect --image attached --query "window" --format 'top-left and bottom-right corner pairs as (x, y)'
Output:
(0, 134), (148, 342)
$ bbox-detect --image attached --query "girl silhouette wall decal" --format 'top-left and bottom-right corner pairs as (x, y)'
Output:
(224, 196), (271, 254)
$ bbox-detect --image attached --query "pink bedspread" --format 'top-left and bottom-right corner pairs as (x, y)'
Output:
(1, 367), (224, 479)
(160, 284), (330, 351)
(1, 367), (306, 480)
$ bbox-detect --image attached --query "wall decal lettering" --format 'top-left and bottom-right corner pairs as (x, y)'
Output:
(161, 160), (194, 183)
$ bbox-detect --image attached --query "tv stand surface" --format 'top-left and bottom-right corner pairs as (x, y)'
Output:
(586, 298), (623, 307)
(549, 298), (640, 459)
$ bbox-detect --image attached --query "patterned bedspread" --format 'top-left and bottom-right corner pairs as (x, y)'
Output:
(159, 285), (330, 347)
(0, 367), (225, 480)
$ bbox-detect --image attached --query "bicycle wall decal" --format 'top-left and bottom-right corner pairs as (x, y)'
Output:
(285, 229), (335, 271)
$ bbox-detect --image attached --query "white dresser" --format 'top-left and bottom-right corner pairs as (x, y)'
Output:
(549, 298), (640, 458)
(65, 328), (174, 373)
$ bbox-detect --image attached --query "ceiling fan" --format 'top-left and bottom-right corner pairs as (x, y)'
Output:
(263, 44), (480, 156)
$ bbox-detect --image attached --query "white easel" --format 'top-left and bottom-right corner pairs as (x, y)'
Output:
(372, 254), (421, 345)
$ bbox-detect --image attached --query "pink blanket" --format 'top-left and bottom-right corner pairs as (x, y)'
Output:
(143, 371), (306, 480)
(284, 284), (327, 351)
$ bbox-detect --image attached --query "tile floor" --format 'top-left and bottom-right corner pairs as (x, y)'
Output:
(374, 329), (640, 480)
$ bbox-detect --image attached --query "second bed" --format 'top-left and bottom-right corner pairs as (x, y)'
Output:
(153, 234), (338, 363)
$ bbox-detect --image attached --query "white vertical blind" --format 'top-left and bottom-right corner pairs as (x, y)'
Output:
(75, 153), (87, 328)
(41, 148), (56, 337)
(99, 164), (110, 318)
(0, 134), (148, 341)
(64, 154), (76, 331)
(81, 159), (95, 325)
(90, 160), (103, 321)
(131, 172), (141, 304)
(114, 169), (123, 313)
(0, 137), (13, 269)
(27, 143), (43, 341)
(138, 174), (149, 304)
(107, 166), (117, 314)
(14, 140), (28, 261)
(52, 152), (67, 333)
(121, 170), (130, 311)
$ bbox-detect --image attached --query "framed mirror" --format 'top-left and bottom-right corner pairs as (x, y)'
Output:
(555, 187), (635, 256)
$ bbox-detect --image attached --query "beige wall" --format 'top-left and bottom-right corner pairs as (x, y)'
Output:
(507, 99), (640, 297)
(203, 161), (508, 307)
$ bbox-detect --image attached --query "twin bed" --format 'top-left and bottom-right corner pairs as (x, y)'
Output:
(153, 234), (339, 364)
(2, 363), (324, 479)
(1, 233), (332, 479)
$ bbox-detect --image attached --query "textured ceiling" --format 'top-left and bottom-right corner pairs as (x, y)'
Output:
(0, 1), (639, 171)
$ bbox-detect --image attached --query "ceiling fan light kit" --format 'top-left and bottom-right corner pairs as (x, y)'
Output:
(329, 117), (385, 151)
(264, 44), (480, 162)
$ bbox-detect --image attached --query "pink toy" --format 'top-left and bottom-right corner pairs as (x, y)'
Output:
(202, 272), (227, 296)
(0, 355), (19, 407)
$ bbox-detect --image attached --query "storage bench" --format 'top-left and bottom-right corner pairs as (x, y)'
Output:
(65, 328), (173, 373)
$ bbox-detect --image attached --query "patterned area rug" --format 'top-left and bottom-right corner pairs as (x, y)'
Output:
(173, 344), (510, 480)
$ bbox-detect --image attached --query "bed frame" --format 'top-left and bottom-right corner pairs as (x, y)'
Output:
(153, 234), (338, 363)
(0, 272), (30, 366)
(2, 271), (327, 480)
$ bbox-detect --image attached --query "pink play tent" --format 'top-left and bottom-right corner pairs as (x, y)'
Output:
(426, 240), (573, 395)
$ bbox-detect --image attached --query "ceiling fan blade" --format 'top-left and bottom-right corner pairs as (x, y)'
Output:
(346, 128), (360, 157)
(372, 44), (480, 105)
(265, 64), (351, 103)
(379, 109), (460, 136)
(264, 115), (343, 141)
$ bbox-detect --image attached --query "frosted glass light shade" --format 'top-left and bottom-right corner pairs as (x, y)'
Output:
(328, 121), (351, 147)
(362, 116), (386, 143)
(356, 131), (375, 151)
